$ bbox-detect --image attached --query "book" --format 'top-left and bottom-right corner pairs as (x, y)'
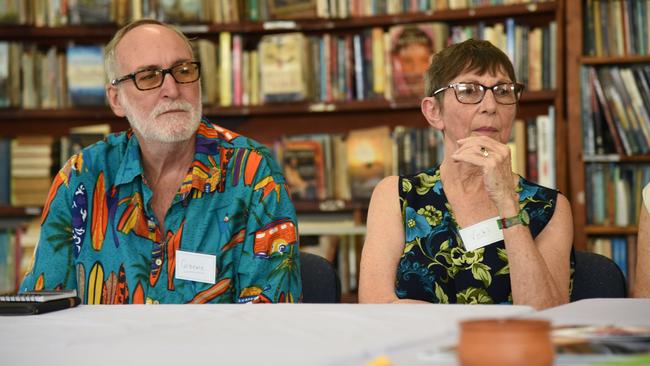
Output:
(0, 289), (78, 302)
(268, 0), (317, 20)
(158, 0), (202, 23)
(590, 66), (626, 155)
(347, 126), (393, 200)
(554, 325), (650, 355)
(0, 41), (8, 107)
(0, 0), (20, 24)
(219, 31), (232, 107)
(59, 123), (110, 164)
(508, 118), (527, 177)
(68, 0), (111, 24)
(281, 139), (325, 201)
(66, 45), (106, 106)
(388, 23), (447, 98)
(0, 296), (81, 315)
(0, 228), (16, 294)
(259, 32), (310, 103)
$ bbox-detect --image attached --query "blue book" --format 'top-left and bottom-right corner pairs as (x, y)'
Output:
(0, 138), (9, 205)
(611, 237), (628, 278)
(66, 45), (106, 106)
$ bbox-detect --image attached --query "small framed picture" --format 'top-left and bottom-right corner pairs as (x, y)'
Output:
(268, 0), (318, 20)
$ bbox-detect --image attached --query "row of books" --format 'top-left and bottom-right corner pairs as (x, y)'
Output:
(588, 235), (638, 288)
(0, 18), (555, 109)
(0, 124), (110, 206)
(0, 227), (19, 294)
(585, 163), (650, 227)
(0, 0), (200, 26)
(274, 110), (556, 202)
(0, 115), (553, 210)
(0, 217), (40, 294)
(0, 0), (552, 26)
(257, 0), (552, 22)
(584, 0), (650, 58)
(581, 65), (650, 156)
(198, 20), (555, 107)
(1, 136), (53, 207)
(449, 20), (557, 91)
(0, 43), (105, 109)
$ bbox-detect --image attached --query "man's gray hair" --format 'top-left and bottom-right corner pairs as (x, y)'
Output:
(104, 19), (194, 83)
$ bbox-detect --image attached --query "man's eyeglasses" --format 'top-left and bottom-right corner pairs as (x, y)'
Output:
(433, 82), (524, 105)
(111, 61), (201, 91)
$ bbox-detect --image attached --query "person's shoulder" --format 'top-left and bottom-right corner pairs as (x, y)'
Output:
(374, 175), (400, 195)
(197, 119), (262, 149)
(198, 119), (282, 176)
(75, 130), (128, 153)
(518, 176), (559, 200)
(398, 166), (441, 194)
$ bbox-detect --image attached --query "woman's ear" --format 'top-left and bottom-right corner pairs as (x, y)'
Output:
(106, 85), (126, 117)
(421, 96), (443, 130)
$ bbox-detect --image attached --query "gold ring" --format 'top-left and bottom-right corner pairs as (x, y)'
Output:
(480, 147), (489, 158)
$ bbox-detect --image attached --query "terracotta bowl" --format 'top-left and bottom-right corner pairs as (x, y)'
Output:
(457, 318), (554, 366)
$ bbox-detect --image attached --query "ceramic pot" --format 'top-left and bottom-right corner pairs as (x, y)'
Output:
(457, 318), (554, 366)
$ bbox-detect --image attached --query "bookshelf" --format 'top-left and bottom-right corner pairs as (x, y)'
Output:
(0, 1), (566, 296)
(566, 1), (650, 285)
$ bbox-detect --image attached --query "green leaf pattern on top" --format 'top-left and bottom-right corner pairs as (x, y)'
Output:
(394, 166), (574, 304)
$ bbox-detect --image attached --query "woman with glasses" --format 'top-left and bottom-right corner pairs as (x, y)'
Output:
(359, 39), (574, 309)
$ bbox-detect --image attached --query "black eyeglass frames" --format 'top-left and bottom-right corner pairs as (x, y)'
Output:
(432, 82), (524, 105)
(110, 61), (201, 91)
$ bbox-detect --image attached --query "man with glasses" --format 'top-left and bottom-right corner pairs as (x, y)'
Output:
(21, 20), (302, 304)
(359, 39), (574, 310)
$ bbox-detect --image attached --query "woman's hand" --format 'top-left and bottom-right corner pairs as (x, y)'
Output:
(450, 136), (517, 211)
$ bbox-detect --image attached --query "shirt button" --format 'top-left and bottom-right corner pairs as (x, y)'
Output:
(155, 258), (162, 266)
(147, 218), (156, 232)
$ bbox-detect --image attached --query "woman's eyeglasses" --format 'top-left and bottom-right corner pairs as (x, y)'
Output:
(111, 61), (201, 91)
(433, 82), (524, 105)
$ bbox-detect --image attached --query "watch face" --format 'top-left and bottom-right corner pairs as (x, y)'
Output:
(520, 210), (530, 226)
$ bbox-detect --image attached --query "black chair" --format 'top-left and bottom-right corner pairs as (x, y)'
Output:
(300, 252), (341, 303)
(571, 250), (627, 301)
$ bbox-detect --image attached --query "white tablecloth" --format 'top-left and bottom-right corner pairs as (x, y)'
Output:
(0, 303), (532, 366)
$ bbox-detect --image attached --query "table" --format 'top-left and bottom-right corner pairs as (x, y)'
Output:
(0, 303), (532, 366)
(534, 298), (650, 327)
(534, 299), (650, 366)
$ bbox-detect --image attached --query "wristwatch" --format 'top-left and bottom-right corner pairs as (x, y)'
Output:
(497, 209), (530, 229)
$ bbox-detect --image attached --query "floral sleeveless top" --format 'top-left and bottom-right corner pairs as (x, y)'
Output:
(396, 166), (574, 304)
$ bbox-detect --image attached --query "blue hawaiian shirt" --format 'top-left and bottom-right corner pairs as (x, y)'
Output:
(21, 119), (301, 304)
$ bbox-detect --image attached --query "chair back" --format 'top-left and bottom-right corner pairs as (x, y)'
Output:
(300, 252), (341, 303)
(571, 250), (627, 301)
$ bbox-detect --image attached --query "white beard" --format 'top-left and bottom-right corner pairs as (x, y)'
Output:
(119, 93), (202, 143)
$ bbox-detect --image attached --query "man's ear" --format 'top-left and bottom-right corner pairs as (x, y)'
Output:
(421, 96), (444, 130)
(106, 85), (126, 117)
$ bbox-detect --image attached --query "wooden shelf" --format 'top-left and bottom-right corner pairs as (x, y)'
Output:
(581, 55), (650, 65)
(293, 200), (368, 213)
(0, 206), (42, 218)
(0, 2), (557, 41)
(582, 154), (650, 163)
(585, 225), (639, 236)
(0, 90), (554, 122)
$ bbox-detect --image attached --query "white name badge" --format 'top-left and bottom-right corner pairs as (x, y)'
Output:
(175, 250), (217, 284)
(459, 216), (504, 251)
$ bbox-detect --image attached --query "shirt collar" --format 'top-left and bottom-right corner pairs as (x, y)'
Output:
(114, 130), (144, 186)
(114, 123), (224, 195)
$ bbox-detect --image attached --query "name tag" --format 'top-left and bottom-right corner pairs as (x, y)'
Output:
(459, 216), (504, 251)
(175, 250), (217, 284)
